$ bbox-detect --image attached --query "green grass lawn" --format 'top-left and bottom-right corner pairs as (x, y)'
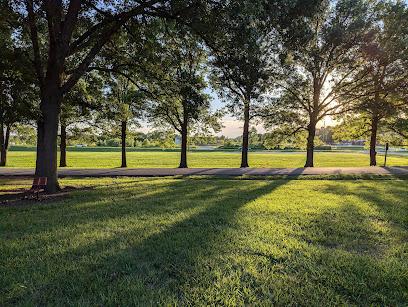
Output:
(1, 177), (407, 305)
(5, 150), (408, 168)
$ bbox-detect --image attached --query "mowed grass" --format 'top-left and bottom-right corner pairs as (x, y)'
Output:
(1, 177), (407, 305)
(5, 150), (408, 168)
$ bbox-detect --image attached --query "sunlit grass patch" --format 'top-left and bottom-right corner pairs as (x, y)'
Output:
(5, 150), (408, 168)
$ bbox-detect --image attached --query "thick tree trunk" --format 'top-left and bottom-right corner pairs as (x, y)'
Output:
(121, 120), (127, 168)
(241, 102), (250, 168)
(35, 121), (45, 175)
(369, 116), (379, 166)
(0, 122), (5, 167)
(59, 123), (67, 167)
(35, 85), (62, 193)
(179, 124), (188, 168)
(0, 123), (10, 166)
(305, 121), (317, 167)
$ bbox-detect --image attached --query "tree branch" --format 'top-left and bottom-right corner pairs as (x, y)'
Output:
(25, 0), (44, 92)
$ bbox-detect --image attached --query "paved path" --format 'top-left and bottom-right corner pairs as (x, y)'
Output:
(1, 166), (408, 177)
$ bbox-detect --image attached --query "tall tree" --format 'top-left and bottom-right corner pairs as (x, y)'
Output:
(0, 2), (37, 166)
(336, 1), (408, 165)
(147, 26), (221, 168)
(59, 76), (102, 167)
(262, 0), (373, 167)
(199, 0), (321, 167)
(101, 75), (144, 168)
(12, 0), (210, 192)
(205, 1), (273, 167)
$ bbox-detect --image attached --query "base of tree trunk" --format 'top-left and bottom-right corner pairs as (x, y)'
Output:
(0, 154), (5, 166)
(369, 150), (377, 166)
(32, 180), (62, 194)
(0, 145), (6, 166)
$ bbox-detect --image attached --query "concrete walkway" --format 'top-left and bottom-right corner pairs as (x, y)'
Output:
(1, 166), (408, 177)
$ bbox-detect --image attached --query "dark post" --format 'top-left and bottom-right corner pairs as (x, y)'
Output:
(384, 142), (389, 167)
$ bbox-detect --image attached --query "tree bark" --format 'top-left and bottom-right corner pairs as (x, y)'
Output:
(0, 122), (5, 167)
(35, 84), (62, 193)
(121, 120), (127, 168)
(59, 123), (67, 167)
(0, 122), (10, 166)
(369, 115), (379, 166)
(241, 101), (250, 168)
(179, 123), (188, 168)
(305, 120), (317, 167)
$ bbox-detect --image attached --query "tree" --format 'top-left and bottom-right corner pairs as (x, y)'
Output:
(59, 76), (102, 167)
(262, 0), (373, 167)
(147, 26), (221, 168)
(336, 1), (408, 165)
(0, 2), (37, 166)
(204, 1), (273, 167)
(101, 75), (144, 168)
(12, 0), (212, 192)
(199, 0), (321, 167)
(332, 111), (408, 150)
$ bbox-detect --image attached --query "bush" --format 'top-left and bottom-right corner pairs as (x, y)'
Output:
(315, 145), (332, 150)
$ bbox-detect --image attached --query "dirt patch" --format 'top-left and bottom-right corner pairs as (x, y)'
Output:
(0, 186), (89, 207)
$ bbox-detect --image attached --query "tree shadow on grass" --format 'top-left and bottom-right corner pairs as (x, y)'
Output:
(296, 181), (408, 305)
(321, 181), (408, 230)
(302, 202), (387, 255)
(1, 178), (293, 305)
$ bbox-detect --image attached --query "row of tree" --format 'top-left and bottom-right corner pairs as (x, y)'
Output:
(0, 0), (407, 192)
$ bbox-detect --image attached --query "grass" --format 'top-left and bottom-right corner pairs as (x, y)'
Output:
(1, 177), (407, 305)
(5, 150), (408, 168)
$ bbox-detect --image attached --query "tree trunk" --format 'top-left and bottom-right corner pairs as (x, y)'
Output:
(241, 101), (250, 168)
(305, 120), (316, 167)
(0, 122), (9, 167)
(35, 120), (44, 175)
(179, 123), (188, 168)
(59, 123), (67, 167)
(121, 120), (127, 168)
(35, 85), (62, 193)
(369, 115), (379, 166)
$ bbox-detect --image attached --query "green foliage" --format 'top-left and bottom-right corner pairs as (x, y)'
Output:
(336, 1), (408, 139)
(333, 114), (408, 147)
(145, 23), (222, 135)
(0, 1), (38, 127)
(9, 125), (37, 146)
(262, 0), (373, 138)
(206, 0), (274, 118)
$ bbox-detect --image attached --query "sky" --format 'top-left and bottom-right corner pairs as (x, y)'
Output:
(138, 89), (256, 137)
(206, 92), (334, 137)
(204, 88), (257, 137)
(139, 87), (334, 138)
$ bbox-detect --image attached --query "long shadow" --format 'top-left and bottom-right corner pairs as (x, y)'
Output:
(1, 177), (293, 305)
(1, 179), (228, 250)
(321, 181), (408, 229)
(299, 181), (408, 305)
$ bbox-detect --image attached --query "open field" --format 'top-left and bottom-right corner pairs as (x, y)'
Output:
(1, 177), (407, 305)
(5, 150), (408, 168)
